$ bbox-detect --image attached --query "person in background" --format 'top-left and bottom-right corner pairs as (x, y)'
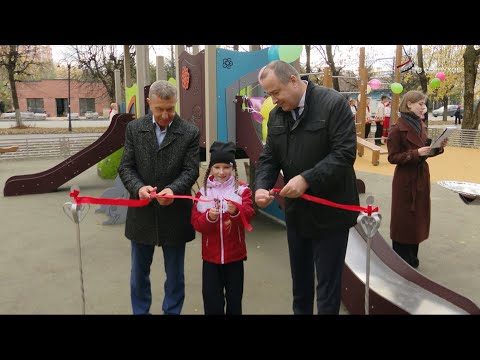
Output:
(349, 98), (357, 119)
(109, 102), (119, 121)
(454, 105), (462, 125)
(364, 97), (372, 139)
(254, 60), (359, 315)
(374, 96), (386, 145)
(387, 90), (448, 268)
(382, 95), (391, 141)
(191, 141), (255, 315)
(118, 80), (200, 315)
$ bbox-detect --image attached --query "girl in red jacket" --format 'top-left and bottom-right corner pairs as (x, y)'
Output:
(191, 141), (255, 315)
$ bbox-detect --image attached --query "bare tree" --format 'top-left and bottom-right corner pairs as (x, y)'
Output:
(0, 45), (44, 127)
(463, 45), (480, 130)
(414, 45), (430, 126)
(305, 45), (311, 74)
(313, 45), (353, 91)
(63, 45), (135, 103)
(416, 45), (429, 94)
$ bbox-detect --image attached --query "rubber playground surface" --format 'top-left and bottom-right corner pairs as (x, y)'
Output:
(0, 145), (479, 314)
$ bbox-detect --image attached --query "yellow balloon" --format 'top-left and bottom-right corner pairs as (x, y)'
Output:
(260, 96), (275, 120)
(366, 84), (372, 94)
(260, 97), (275, 141)
(262, 116), (268, 141)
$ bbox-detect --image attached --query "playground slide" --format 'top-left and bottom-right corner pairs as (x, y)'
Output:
(235, 96), (480, 315)
(4, 113), (134, 196)
(344, 225), (480, 314)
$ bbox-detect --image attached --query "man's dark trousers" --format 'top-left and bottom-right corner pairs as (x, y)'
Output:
(286, 225), (349, 315)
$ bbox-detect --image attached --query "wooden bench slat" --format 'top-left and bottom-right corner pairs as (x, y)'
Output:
(356, 137), (387, 166)
(0, 146), (18, 153)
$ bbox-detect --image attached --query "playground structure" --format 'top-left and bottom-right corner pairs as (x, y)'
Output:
(3, 45), (479, 314)
(177, 46), (479, 314)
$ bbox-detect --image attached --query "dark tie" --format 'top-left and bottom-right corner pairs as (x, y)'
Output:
(294, 107), (300, 120)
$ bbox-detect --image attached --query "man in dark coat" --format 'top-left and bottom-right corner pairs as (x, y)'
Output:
(118, 80), (200, 315)
(254, 61), (359, 315)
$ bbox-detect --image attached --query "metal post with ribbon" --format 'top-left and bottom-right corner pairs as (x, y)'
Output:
(356, 195), (382, 315)
(63, 185), (89, 315)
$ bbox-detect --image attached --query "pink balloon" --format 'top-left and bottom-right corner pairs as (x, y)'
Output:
(247, 96), (266, 124)
(435, 72), (446, 82)
(368, 79), (381, 90)
(258, 66), (266, 83)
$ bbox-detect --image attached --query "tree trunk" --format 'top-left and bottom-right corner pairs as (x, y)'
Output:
(8, 70), (23, 127)
(417, 45), (429, 127)
(305, 45), (311, 74)
(462, 45), (480, 130)
(326, 45), (340, 91)
(442, 95), (449, 121)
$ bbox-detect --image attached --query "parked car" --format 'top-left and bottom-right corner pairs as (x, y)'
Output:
(432, 105), (463, 117)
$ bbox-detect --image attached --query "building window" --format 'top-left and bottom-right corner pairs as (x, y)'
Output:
(79, 98), (96, 116)
(27, 98), (45, 113)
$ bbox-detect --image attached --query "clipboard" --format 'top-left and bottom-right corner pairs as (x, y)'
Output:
(431, 126), (456, 148)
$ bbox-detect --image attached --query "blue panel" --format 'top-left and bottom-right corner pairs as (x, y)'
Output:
(261, 198), (286, 222)
(216, 48), (269, 142)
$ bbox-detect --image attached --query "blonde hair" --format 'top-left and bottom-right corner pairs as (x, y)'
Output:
(399, 91), (426, 112)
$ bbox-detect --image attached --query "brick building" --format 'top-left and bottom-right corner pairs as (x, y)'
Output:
(15, 79), (110, 117)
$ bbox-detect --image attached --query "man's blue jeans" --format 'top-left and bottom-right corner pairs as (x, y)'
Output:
(130, 241), (186, 315)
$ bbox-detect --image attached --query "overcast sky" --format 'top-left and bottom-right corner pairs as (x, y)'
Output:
(51, 45), (398, 69)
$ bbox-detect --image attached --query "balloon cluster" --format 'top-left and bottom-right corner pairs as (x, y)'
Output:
(369, 78), (404, 94)
(430, 72), (446, 89)
(268, 45), (303, 63)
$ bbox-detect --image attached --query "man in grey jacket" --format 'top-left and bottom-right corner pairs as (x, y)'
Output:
(118, 80), (200, 315)
(254, 61), (359, 315)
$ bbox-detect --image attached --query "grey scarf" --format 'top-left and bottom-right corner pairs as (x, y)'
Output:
(401, 112), (422, 136)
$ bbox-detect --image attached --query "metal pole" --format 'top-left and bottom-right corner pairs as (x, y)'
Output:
(68, 64), (72, 132)
(357, 195), (382, 315)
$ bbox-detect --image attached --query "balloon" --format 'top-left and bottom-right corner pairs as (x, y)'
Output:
(262, 116), (268, 142)
(430, 78), (441, 89)
(258, 65), (266, 83)
(366, 84), (372, 94)
(391, 82), (403, 94)
(435, 72), (446, 82)
(268, 45), (280, 62)
(247, 96), (265, 124)
(368, 79), (381, 90)
(278, 45), (303, 63)
(260, 97), (275, 140)
(260, 96), (275, 121)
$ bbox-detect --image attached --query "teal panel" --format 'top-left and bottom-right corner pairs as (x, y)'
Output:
(216, 48), (269, 141)
(261, 199), (286, 222)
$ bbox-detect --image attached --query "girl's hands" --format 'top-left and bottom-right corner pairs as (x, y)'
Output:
(208, 207), (219, 221)
(227, 202), (238, 215)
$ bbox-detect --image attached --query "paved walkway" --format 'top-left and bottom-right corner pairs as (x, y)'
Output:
(0, 146), (479, 314)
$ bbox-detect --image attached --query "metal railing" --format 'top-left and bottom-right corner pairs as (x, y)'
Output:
(358, 124), (480, 149)
(1, 128), (479, 162)
(0, 135), (101, 160)
(427, 128), (480, 149)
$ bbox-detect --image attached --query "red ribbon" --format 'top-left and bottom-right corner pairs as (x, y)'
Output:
(69, 189), (211, 206)
(270, 188), (378, 216)
(68, 189), (253, 230)
(225, 199), (253, 232)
